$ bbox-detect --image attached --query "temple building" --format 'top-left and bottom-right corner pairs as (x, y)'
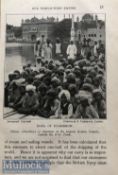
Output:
(6, 31), (16, 42)
(21, 14), (105, 43)
(21, 16), (58, 41)
(75, 14), (105, 43)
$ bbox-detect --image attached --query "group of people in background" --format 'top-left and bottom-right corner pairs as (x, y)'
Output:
(5, 36), (106, 119)
(34, 35), (62, 60)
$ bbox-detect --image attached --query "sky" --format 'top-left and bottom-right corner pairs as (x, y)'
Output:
(5, 0), (105, 26)
(6, 14), (105, 27)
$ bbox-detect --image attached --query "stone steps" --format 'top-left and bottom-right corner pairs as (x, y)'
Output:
(4, 107), (46, 120)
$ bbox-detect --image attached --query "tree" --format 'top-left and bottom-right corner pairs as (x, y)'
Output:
(53, 19), (71, 40)
(6, 24), (22, 38)
(6, 24), (13, 31)
(14, 26), (22, 38)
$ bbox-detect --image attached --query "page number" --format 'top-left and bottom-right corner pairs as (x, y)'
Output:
(100, 5), (104, 9)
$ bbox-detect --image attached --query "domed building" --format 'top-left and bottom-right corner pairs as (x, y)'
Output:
(21, 16), (57, 41)
(21, 14), (105, 43)
(82, 14), (94, 23)
(75, 14), (105, 43)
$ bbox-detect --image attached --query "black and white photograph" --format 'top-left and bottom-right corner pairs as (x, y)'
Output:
(4, 13), (106, 119)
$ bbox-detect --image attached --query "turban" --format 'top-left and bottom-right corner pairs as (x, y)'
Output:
(75, 90), (91, 101)
(26, 85), (36, 92)
(68, 84), (77, 93)
(98, 62), (104, 69)
(82, 83), (93, 92)
(58, 66), (64, 72)
(14, 70), (20, 75)
(38, 83), (47, 91)
(84, 77), (92, 84)
(65, 69), (72, 74)
(66, 64), (72, 69)
(39, 67), (46, 73)
(51, 77), (61, 85)
(47, 89), (57, 97)
(55, 60), (62, 66)
(59, 90), (71, 102)
(96, 74), (103, 80)
(67, 73), (76, 79)
(35, 73), (45, 79)
(14, 78), (26, 86)
(93, 89), (103, 97)
(36, 37), (40, 41)
(78, 59), (87, 67)
(74, 65), (80, 70)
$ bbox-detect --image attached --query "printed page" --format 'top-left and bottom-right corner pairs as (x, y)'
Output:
(0, 0), (118, 174)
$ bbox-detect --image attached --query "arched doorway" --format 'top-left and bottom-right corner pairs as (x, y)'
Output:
(31, 34), (36, 41)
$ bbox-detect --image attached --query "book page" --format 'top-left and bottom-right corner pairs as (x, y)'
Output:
(0, 0), (118, 174)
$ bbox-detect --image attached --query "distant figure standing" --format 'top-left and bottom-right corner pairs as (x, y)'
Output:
(89, 39), (94, 55)
(66, 41), (77, 63)
(82, 37), (87, 46)
(93, 41), (98, 57)
(81, 44), (86, 57)
(44, 39), (53, 60)
(40, 35), (46, 58)
(55, 38), (62, 58)
(34, 39), (41, 57)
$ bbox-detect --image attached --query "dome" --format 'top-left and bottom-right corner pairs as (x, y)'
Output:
(31, 17), (39, 23)
(82, 14), (94, 22)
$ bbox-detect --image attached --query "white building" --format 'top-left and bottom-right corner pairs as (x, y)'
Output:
(75, 14), (105, 43)
(6, 31), (16, 41)
(21, 17), (57, 41)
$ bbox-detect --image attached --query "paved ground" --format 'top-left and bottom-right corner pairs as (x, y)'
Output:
(4, 107), (45, 120)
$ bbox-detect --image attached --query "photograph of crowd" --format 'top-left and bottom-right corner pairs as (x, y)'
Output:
(4, 13), (106, 119)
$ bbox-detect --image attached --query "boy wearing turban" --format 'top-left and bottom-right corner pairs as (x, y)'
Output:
(18, 85), (39, 115)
